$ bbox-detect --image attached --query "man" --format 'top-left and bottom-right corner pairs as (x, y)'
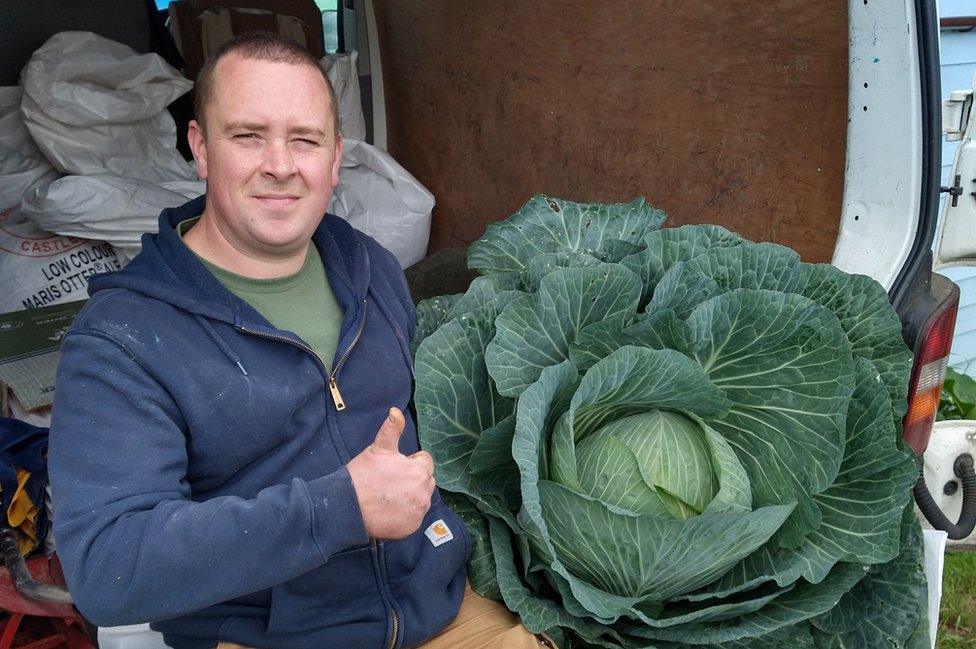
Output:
(48, 32), (549, 649)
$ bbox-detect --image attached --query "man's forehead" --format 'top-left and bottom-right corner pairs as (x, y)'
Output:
(208, 54), (333, 127)
(212, 53), (327, 91)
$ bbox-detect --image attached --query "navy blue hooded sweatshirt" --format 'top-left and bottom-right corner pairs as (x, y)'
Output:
(48, 196), (469, 649)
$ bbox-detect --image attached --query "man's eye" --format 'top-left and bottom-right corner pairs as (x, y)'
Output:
(234, 133), (259, 140)
(295, 138), (320, 146)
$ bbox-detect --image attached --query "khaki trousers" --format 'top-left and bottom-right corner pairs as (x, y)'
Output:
(215, 582), (554, 649)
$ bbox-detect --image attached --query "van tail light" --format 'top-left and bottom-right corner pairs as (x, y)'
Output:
(902, 290), (959, 454)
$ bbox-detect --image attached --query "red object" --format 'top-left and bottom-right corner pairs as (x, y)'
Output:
(0, 555), (94, 649)
(903, 292), (960, 454)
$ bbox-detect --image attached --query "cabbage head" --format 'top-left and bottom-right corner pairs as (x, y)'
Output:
(413, 195), (927, 649)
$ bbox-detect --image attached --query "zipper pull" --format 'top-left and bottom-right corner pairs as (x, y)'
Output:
(329, 377), (346, 411)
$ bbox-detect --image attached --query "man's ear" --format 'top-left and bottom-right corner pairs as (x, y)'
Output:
(330, 134), (343, 188)
(187, 119), (209, 180)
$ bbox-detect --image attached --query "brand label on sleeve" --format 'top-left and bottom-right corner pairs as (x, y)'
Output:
(424, 519), (454, 547)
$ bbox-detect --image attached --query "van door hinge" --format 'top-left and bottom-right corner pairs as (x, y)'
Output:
(940, 174), (965, 207)
(943, 89), (974, 142)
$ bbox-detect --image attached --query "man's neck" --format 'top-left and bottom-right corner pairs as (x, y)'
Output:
(182, 214), (310, 279)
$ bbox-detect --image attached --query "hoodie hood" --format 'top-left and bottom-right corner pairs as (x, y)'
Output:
(88, 195), (373, 331)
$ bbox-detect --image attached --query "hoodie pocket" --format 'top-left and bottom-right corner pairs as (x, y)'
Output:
(266, 543), (386, 643)
(383, 497), (471, 584)
(382, 498), (471, 647)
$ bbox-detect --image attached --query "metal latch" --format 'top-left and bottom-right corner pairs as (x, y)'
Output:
(940, 174), (976, 207)
(943, 89), (974, 142)
(941, 174), (964, 207)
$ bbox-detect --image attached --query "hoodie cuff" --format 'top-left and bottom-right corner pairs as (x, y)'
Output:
(303, 466), (370, 559)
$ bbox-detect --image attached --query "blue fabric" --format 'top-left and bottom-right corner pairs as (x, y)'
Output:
(0, 417), (49, 537)
(48, 196), (469, 649)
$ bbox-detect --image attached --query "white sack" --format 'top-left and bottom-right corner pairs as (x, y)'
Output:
(0, 87), (55, 204)
(20, 31), (196, 184)
(0, 84), (121, 314)
(0, 207), (121, 314)
(22, 176), (205, 264)
(321, 51), (367, 141)
(331, 139), (433, 268)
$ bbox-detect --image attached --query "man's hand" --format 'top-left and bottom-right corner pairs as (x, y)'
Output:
(347, 407), (436, 539)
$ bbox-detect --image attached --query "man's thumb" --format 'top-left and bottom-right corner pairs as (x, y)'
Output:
(372, 407), (404, 453)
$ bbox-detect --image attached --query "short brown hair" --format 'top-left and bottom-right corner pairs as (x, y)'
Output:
(193, 31), (340, 137)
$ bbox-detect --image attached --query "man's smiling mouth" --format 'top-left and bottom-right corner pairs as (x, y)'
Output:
(253, 195), (300, 205)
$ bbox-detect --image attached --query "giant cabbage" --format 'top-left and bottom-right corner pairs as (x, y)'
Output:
(414, 195), (926, 648)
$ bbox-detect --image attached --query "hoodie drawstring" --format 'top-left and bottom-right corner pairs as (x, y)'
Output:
(194, 315), (248, 376)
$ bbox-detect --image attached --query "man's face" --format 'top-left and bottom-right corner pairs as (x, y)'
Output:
(187, 54), (342, 260)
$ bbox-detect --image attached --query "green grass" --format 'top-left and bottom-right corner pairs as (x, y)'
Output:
(939, 551), (976, 648)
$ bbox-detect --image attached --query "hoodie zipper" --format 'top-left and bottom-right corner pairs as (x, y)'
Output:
(328, 299), (367, 411)
(240, 297), (403, 644)
(389, 607), (400, 649)
(373, 539), (401, 649)
(238, 298), (367, 411)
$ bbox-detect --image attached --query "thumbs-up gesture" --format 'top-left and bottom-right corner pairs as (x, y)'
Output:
(346, 407), (436, 539)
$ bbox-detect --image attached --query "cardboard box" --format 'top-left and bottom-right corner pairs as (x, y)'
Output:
(0, 301), (85, 410)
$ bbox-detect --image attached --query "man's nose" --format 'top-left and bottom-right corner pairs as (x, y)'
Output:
(260, 139), (298, 180)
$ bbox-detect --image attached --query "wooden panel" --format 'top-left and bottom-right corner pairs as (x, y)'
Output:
(373, 1), (848, 262)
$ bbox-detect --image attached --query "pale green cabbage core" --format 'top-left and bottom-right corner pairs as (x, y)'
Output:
(575, 410), (717, 519)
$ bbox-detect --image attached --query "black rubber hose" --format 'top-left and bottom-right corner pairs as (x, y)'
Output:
(914, 453), (976, 541)
(0, 523), (73, 604)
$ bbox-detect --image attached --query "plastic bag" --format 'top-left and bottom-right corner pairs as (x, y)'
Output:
(0, 87), (54, 206)
(322, 51), (367, 141)
(0, 207), (121, 314)
(22, 176), (205, 264)
(331, 139), (433, 268)
(0, 85), (121, 314)
(20, 31), (196, 184)
(15, 32), (202, 263)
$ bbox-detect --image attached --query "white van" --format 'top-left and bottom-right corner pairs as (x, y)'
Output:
(2, 0), (974, 646)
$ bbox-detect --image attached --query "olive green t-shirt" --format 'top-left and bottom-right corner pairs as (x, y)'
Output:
(178, 218), (343, 372)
